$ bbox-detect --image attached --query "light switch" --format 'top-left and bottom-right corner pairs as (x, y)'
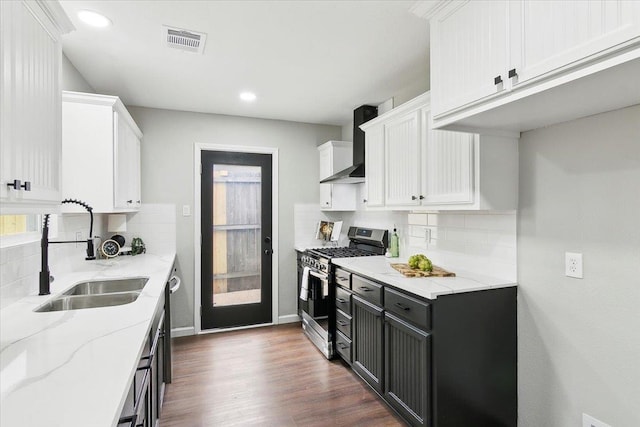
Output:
(182, 205), (191, 216)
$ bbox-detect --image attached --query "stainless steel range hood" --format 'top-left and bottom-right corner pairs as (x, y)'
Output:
(320, 105), (377, 184)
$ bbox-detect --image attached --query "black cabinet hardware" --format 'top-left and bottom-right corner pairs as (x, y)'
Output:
(508, 68), (517, 78)
(494, 75), (503, 85)
(359, 286), (372, 292)
(7, 180), (32, 191)
(337, 320), (348, 326)
(411, 195), (417, 200)
(394, 302), (411, 311)
(363, 199), (367, 203)
(419, 195), (424, 200)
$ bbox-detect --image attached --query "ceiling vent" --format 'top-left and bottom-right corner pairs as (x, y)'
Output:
(162, 25), (207, 54)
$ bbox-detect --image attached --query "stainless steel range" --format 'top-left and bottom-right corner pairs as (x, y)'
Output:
(298, 226), (388, 358)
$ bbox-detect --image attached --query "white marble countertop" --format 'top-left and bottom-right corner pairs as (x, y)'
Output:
(332, 256), (516, 300)
(0, 252), (176, 427)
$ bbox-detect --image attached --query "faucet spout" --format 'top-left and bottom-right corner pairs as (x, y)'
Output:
(39, 199), (96, 295)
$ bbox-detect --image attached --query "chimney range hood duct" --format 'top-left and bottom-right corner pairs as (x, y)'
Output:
(320, 105), (378, 184)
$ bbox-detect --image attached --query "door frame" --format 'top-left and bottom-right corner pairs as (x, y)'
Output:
(194, 143), (279, 334)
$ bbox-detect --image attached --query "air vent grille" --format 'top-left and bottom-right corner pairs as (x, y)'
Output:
(162, 25), (207, 54)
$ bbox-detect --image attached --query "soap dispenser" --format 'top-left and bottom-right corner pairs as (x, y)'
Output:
(390, 226), (399, 258)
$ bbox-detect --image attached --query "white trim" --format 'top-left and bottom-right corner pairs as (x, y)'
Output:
(194, 143), (279, 335)
(197, 322), (276, 335)
(171, 326), (195, 338)
(278, 314), (301, 324)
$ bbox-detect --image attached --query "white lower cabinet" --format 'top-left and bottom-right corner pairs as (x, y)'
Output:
(360, 92), (518, 211)
(61, 91), (143, 213)
(0, 1), (73, 214)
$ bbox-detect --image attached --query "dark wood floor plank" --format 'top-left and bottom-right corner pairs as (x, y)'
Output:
(159, 323), (405, 427)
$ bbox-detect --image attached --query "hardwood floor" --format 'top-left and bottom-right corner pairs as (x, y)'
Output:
(159, 323), (405, 426)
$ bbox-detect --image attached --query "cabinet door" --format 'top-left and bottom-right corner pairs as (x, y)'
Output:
(0, 1), (61, 207)
(385, 313), (431, 427)
(385, 110), (421, 206)
(114, 113), (141, 210)
(421, 109), (475, 205)
(510, 0), (640, 87)
(430, 0), (508, 118)
(352, 295), (384, 394)
(364, 124), (385, 207)
(318, 146), (332, 208)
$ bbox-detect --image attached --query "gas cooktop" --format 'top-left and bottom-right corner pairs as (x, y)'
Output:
(307, 247), (380, 258)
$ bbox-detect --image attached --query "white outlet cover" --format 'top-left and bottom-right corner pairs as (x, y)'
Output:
(182, 205), (191, 216)
(565, 252), (583, 279)
(583, 413), (612, 427)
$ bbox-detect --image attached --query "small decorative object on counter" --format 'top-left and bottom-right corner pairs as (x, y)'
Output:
(131, 237), (146, 255)
(390, 226), (399, 257)
(101, 239), (121, 258)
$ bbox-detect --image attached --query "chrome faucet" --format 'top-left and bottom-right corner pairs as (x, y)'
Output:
(39, 199), (96, 295)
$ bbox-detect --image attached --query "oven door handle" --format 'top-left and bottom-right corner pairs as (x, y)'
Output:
(309, 270), (327, 281)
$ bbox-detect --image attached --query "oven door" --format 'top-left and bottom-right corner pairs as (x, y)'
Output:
(299, 268), (334, 358)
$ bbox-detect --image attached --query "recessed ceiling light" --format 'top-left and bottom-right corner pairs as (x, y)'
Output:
(77, 10), (112, 28)
(240, 92), (257, 102)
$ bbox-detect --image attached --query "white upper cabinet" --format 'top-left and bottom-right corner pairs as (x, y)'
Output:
(317, 141), (356, 211)
(361, 92), (518, 211)
(364, 124), (385, 207)
(61, 92), (143, 213)
(384, 110), (421, 206)
(430, 0), (508, 118)
(510, 0), (640, 87)
(421, 109), (474, 205)
(418, 0), (640, 133)
(0, 1), (73, 214)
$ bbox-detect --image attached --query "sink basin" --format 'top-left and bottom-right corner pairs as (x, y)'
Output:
(62, 277), (149, 296)
(34, 292), (141, 312)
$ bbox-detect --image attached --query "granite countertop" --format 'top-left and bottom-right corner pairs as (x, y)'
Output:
(0, 252), (176, 427)
(332, 256), (516, 300)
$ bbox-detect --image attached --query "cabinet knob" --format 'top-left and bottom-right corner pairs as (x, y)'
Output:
(411, 195), (417, 201)
(127, 200), (133, 204)
(136, 200), (141, 204)
(494, 75), (503, 85)
(508, 68), (517, 78)
(363, 199), (367, 203)
(6, 179), (21, 191)
(419, 195), (424, 200)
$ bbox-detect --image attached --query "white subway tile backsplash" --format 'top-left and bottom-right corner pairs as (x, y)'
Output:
(405, 211), (516, 281)
(408, 213), (428, 226)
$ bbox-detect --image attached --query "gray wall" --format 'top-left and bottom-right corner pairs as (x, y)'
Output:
(61, 54), (94, 93)
(518, 105), (640, 427)
(127, 106), (341, 329)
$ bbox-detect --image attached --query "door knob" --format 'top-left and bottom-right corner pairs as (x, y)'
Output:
(264, 236), (271, 243)
(264, 249), (273, 255)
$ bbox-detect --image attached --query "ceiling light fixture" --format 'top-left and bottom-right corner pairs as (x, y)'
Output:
(240, 92), (257, 102)
(77, 10), (112, 28)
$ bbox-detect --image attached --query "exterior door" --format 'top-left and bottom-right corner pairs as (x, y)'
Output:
(201, 150), (273, 329)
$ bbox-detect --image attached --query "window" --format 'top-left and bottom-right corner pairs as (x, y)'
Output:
(0, 215), (41, 247)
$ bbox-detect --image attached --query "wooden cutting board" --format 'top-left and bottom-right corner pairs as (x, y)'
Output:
(390, 263), (455, 278)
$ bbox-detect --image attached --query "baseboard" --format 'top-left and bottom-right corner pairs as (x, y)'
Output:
(278, 314), (301, 324)
(171, 326), (195, 337)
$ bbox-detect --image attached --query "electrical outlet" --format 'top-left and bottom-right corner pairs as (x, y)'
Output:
(182, 205), (191, 216)
(582, 413), (611, 427)
(75, 231), (83, 248)
(565, 252), (583, 278)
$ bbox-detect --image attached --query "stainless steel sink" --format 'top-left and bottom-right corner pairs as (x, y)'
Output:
(34, 292), (141, 312)
(62, 277), (149, 296)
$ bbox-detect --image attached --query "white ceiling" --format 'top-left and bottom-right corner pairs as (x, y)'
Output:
(59, 1), (430, 126)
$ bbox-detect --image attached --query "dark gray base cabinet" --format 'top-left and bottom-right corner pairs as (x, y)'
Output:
(352, 295), (384, 395)
(334, 268), (517, 427)
(385, 312), (430, 427)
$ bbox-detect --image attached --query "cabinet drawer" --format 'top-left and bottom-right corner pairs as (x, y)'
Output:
(384, 287), (431, 330)
(352, 275), (383, 306)
(334, 268), (351, 289)
(336, 309), (352, 338)
(336, 286), (352, 315)
(335, 330), (352, 364)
